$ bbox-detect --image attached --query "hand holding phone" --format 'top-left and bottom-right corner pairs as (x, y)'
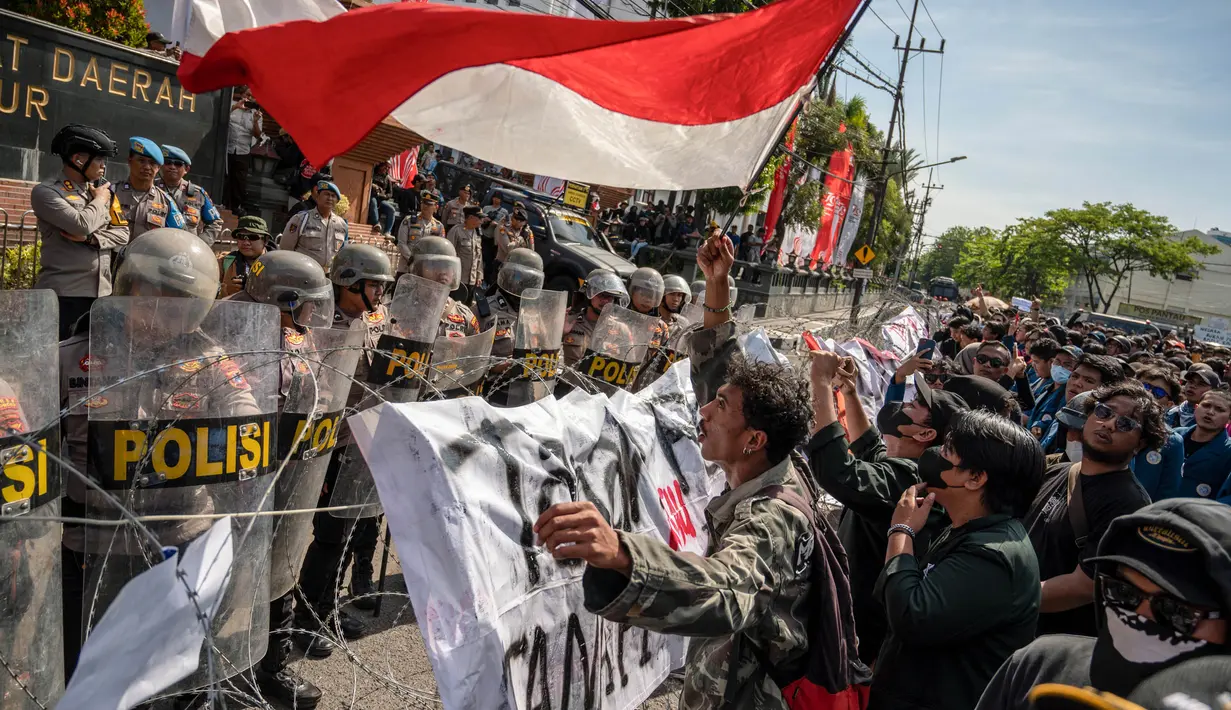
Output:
(916, 338), (936, 359)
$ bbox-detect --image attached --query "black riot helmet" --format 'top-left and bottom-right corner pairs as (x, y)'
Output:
(244, 251), (333, 332)
(50, 123), (117, 180)
(330, 243), (395, 311)
(496, 248), (545, 309)
(410, 237), (462, 291)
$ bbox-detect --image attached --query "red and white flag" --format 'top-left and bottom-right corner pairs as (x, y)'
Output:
(177, 0), (862, 191)
(388, 146), (420, 188)
(810, 137), (854, 268)
(761, 116), (796, 261)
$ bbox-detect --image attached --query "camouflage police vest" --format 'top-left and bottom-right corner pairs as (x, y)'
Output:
(167, 181), (209, 232)
(562, 309), (595, 365)
(116, 182), (173, 239)
(439, 299), (479, 340)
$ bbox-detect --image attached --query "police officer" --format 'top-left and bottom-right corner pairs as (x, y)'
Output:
(281, 180), (349, 269)
(440, 183), (472, 232)
(633, 274), (694, 391)
(218, 215), (272, 298)
(294, 244), (394, 654)
(688, 275), (738, 307)
(227, 250), (331, 707)
(628, 266), (668, 345)
(408, 237), (479, 339)
(562, 269), (630, 366)
(31, 123), (129, 338)
(113, 137), (186, 242)
(446, 206), (485, 303)
(690, 279), (705, 305)
(59, 228), (235, 680)
(394, 191), (444, 276)
(157, 144), (223, 246)
(660, 274), (693, 332)
(480, 248), (545, 364)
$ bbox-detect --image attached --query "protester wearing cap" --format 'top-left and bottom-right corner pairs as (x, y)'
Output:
(280, 180), (348, 268)
(446, 205), (484, 300)
(1167, 368), (1221, 429)
(1174, 389), (1231, 501)
(394, 190), (444, 272)
(156, 144), (222, 246)
(978, 498), (1231, 709)
(114, 137), (186, 242)
(871, 410), (1044, 710)
(217, 216), (270, 298)
(806, 352), (959, 666)
(1024, 382), (1162, 639)
(144, 30), (181, 59)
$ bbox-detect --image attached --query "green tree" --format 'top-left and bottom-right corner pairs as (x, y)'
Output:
(917, 225), (983, 282)
(951, 222), (1072, 305)
(13, 0), (149, 48)
(1034, 202), (1218, 312)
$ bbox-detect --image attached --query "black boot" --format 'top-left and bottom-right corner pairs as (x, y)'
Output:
(348, 517), (379, 611)
(255, 666), (323, 709)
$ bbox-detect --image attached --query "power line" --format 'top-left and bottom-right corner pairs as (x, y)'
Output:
(920, 0), (944, 39)
(934, 51), (944, 179)
(892, 0), (912, 22)
(867, 5), (896, 33)
(841, 46), (894, 86)
(920, 50), (928, 164)
(834, 63), (895, 94)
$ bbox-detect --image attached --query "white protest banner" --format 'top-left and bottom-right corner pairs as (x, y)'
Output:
(1195, 325), (1231, 347)
(533, 175), (567, 198)
(831, 174), (867, 267)
(350, 362), (721, 710)
(879, 306), (929, 359)
(1011, 297), (1033, 313)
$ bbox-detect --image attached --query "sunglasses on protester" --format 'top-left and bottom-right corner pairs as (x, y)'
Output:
(1098, 573), (1221, 637)
(1141, 382), (1170, 400)
(975, 354), (1008, 369)
(1092, 402), (1142, 433)
(165, 160), (188, 168)
(923, 373), (951, 386)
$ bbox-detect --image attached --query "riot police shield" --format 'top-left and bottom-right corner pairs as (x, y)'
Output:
(84, 297), (280, 689)
(634, 303), (704, 391)
(0, 290), (63, 705)
(330, 274), (450, 519)
(491, 289), (567, 407)
(427, 327), (496, 401)
(570, 304), (660, 396)
(269, 325), (363, 598)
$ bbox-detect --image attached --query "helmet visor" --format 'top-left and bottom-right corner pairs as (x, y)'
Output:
(115, 252), (219, 301)
(497, 263), (545, 298)
(412, 254), (461, 291)
(283, 283), (334, 329)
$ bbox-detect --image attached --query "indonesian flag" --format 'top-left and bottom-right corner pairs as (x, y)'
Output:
(176, 0), (862, 191)
(388, 146), (420, 188)
(761, 116), (796, 261)
(809, 138), (854, 268)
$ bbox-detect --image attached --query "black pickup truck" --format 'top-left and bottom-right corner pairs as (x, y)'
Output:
(433, 162), (635, 297)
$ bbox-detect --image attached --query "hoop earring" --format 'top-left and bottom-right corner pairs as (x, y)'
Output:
(742, 447), (753, 456)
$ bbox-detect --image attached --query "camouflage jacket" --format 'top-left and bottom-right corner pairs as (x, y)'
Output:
(582, 454), (814, 710)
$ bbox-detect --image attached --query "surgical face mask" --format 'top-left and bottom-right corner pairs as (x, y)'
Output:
(916, 446), (952, 488)
(1065, 439), (1084, 463)
(876, 402), (916, 438)
(1090, 605), (1224, 697)
(1051, 364), (1072, 384)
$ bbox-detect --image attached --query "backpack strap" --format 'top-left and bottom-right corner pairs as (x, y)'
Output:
(1066, 463), (1088, 549)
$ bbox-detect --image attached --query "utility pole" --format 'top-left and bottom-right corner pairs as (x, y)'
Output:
(847, 0), (944, 322)
(894, 173), (942, 284)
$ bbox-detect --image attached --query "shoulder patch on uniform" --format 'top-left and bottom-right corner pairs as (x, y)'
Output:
(177, 358), (206, 373)
(447, 313), (464, 324)
(62, 180), (74, 191)
(447, 331), (464, 339)
(215, 356), (250, 390)
(65, 194), (83, 202)
(83, 395), (108, 409)
(495, 328), (511, 339)
(169, 392), (201, 410)
(564, 335), (577, 345)
(284, 331), (305, 346)
(365, 311), (384, 324)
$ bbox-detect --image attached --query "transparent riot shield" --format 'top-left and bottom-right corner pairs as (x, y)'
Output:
(569, 304), (661, 397)
(0, 290), (63, 706)
(490, 289), (567, 407)
(426, 327), (496, 401)
(269, 325), (363, 598)
(330, 274), (450, 519)
(84, 297), (280, 689)
(634, 303), (704, 392)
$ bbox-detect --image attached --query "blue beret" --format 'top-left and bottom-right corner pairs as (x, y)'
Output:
(316, 180), (341, 198)
(129, 137), (164, 165)
(160, 144), (191, 166)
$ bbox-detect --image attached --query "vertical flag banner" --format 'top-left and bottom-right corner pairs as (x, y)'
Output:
(832, 173), (867, 268)
(809, 134), (853, 268)
(388, 146), (420, 188)
(763, 116), (797, 263)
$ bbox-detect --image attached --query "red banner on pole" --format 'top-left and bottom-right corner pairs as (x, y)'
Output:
(762, 116), (797, 258)
(809, 138), (854, 268)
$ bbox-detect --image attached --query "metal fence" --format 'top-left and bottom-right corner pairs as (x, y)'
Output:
(0, 208), (40, 290)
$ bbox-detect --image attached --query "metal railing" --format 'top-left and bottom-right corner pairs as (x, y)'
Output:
(0, 209), (40, 290)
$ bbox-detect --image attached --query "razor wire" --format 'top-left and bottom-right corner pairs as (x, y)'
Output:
(4, 297), (921, 710)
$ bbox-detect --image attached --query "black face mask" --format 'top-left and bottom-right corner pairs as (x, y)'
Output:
(916, 446), (952, 488)
(877, 402), (916, 438)
(1090, 604), (1225, 697)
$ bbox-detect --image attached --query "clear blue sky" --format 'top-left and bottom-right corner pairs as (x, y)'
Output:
(843, 0), (1231, 242)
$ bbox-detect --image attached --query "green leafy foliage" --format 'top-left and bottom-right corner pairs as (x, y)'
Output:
(13, 0), (150, 48)
(3, 242), (40, 290)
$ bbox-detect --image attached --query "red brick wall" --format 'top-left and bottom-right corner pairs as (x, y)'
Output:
(0, 179), (36, 224)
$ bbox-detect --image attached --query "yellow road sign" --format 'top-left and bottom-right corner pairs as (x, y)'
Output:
(854, 245), (876, 265)
(563, 181), (590, 210)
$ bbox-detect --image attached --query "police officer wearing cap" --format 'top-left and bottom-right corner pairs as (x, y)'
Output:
(563, 269), (630, 366)
(408, 237), (480, 339)
(293, 244), (394, 655)
(281, 180), (349, 268)
(447, 206), (485, 302)
(114, 137), (186, 243)
(394, 190), (444, 275)
(32, 123), (131, 337)
(157, 144), (223, 246)
(218, 216), (271, 298)
(480, 247), (545, 364)
(440, 183), (472, 232)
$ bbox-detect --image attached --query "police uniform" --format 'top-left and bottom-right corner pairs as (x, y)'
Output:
(114, 181), (185, 241)
(495, 220), (534, 264)
(30, 176), (130, 300)
(439, 298), (479, 340)
(280, 209), (349, 269)
(159, 179), (222, 245)
(562, 308), (596, 366)
(446, 224), (484, 287)
(480, 293), (519, 359)
(395, 213), (444, 266)
(440, 197), (468, 230)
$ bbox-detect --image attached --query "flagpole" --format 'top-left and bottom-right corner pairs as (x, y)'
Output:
(720, 0), (872, 239)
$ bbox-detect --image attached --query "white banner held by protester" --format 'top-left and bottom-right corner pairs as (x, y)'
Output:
(350, 362), (721, 710)
(831, 174), (867, 267)
(1195, 325), (1231, 347)
(880, 306), (929, 359)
